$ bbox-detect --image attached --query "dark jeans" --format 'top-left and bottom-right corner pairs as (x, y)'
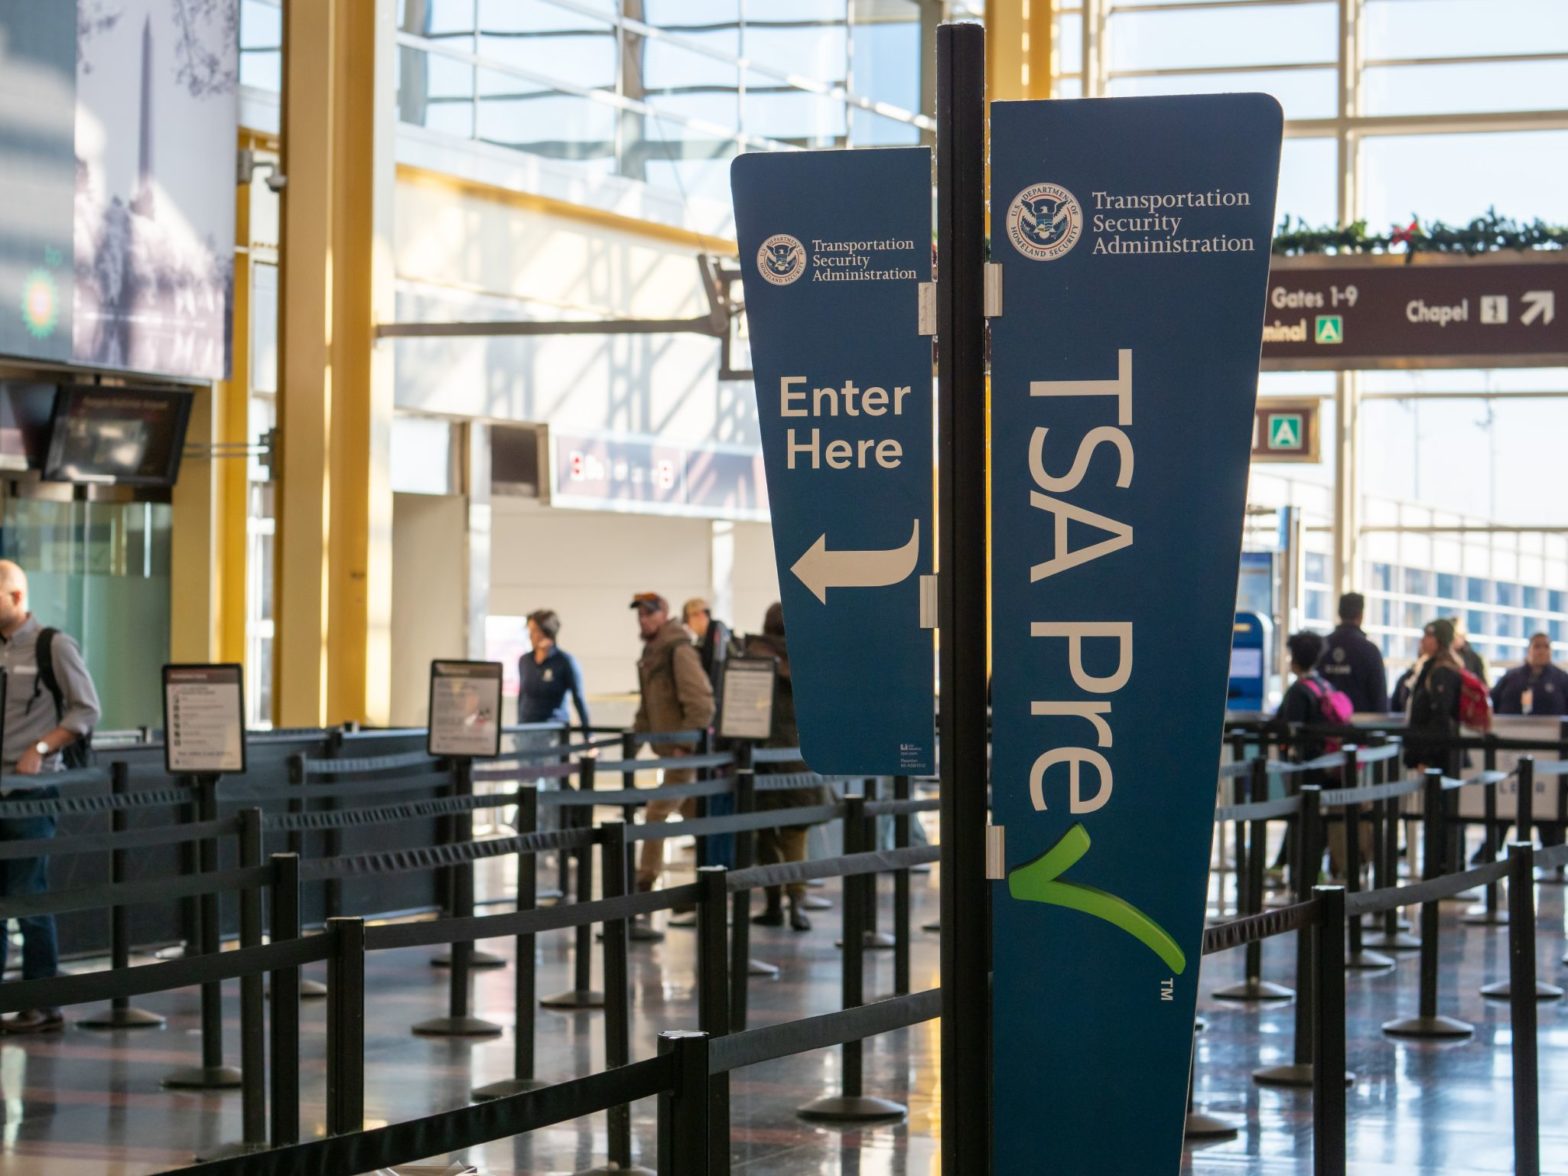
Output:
(0, 787), (60, 996)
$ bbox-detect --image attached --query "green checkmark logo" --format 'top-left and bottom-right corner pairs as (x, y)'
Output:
(1007, 823), (1187, 974)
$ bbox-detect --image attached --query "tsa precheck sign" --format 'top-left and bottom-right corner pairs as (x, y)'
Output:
(730, 147), (935, 776)
(988, 94), (1282, 1173)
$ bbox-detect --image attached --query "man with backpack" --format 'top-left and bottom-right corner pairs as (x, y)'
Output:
(0, 559), (101, 1034)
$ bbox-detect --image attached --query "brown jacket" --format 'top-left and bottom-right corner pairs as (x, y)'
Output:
(634, 619), (715, 741)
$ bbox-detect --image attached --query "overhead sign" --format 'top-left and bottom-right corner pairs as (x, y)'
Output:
(427, 661), (503, 759)
(163, 664), (247, 775)
(1261, 256), (1567, 369)
(730, 147), (935, 775)
(550, 429), (770, 522)
(1252, 397), (1320, 462)
(989, 93), (1282, 1173)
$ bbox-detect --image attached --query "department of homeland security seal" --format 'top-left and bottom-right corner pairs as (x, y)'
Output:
(757, 234), (807, 285)
(1006, 183), (1082, 261)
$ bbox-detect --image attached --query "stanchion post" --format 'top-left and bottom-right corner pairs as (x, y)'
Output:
(798, 796), (905, 1123)
(542, 759), (605, 1010)
(164, 774), (242, 1090)
(657, 1031), (711, 1176)
(1383, 770), (1473, 1040)
(1342, 747), (1392, 970)
(1217, 757), (1293, 1002)
(475, 786), (547, 1100)
(238, 808), (267, 1146)
(893, 775), (911, 995)
(269, 853), (302, 1146)
(595, 821), (645, 1174)
(1311, 886), (1348, 1176)
(936, 21), (991, 1176)
(729, 748), (757, 1030)
(1256, 787), (1334, 1086)
(1507, 842), (1541, 1176)
(80, 761), (165, 1029)
(695, 866), (730, 1174)
(325, 916), (366, 1137)
(1472, 740), (1507, 926)
(1516, 757), (1535, 850)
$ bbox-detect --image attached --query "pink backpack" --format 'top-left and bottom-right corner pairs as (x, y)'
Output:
(1301, 675), (1354, 753)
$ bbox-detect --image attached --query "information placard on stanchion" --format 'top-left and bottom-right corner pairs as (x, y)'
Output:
(719, 657), (776, 743)
(162, 664), (247, 776)
(427, 660), (503, 760)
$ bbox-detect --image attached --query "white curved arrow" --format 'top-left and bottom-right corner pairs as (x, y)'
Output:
(791, 521), (921, 605)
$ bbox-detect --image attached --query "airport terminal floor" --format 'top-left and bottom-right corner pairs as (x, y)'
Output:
(2, 844), (1566, 1174)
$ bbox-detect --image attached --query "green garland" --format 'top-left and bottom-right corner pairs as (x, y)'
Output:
(1272, 207), (1568, 260)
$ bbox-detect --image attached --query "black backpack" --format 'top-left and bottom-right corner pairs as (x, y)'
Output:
(35, 627), (94, 769)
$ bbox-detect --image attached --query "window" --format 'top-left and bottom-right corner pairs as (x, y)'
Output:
(1436, 573), (1459, 601)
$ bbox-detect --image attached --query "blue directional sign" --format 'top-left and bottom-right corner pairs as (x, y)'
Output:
(730, 148), (934, 775)
(988, 95), (1282, 1172)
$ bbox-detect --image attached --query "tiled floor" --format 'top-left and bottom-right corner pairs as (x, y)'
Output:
(1, 851), (1565, 1173)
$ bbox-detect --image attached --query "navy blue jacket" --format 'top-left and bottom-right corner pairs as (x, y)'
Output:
(1491, 662), (1568, 716)
(1317, 623), (1389, 714)
(518, 646), (590, 727)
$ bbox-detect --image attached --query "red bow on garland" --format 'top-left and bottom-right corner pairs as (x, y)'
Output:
(1390, 219), (1420, 246)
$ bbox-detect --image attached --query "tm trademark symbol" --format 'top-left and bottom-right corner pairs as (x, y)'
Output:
(1159, 977), (1174, 1002)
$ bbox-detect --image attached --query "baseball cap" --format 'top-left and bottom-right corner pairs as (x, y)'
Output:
(629, 592), (668, 613)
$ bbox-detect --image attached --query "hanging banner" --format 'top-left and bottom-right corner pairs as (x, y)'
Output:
(730, 147), (935, 775)
(988, 94), (1282, 1172)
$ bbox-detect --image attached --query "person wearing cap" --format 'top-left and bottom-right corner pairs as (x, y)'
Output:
(518, 609), (591, 729)
(1403, 618), (1464, 777)
(1318, 592), (1388, 713)
(681, 597), (733, 696)
(629, 592), (715, 892)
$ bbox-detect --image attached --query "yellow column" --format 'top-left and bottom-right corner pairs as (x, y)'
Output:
(169, 131), (258, 666)
(276, 0), (396, 727)
(985, 0), (1054, 103)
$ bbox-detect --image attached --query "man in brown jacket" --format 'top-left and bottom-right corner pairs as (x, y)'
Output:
(630, 592), (715, 889)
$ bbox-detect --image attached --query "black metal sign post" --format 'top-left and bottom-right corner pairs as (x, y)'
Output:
(936, 20), (991, 1175)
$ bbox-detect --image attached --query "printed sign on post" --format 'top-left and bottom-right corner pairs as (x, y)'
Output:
(163, 664), (247, 775)
(428, 661), (503, 759)
(730, 146), (935, 775)
(719, 657), (776, 742)
(988, 93), (1282, 1173)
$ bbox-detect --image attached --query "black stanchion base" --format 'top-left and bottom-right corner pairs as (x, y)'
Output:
(1479, 978), (1564, 1001)
(302, 978), (328, 1000)
(1363, 931), (1422, 952)
(749, 958), (780, 978)
(665, 911), (698, 928)
(1252, 1063), (1355, 1088)
(540, 989), (605, 1010)
(195, 1140), (272, 1162)
(1212, 978), (1294, 1002)
(836, 931), (897, 950)
(1194, 1017), (1207, 1032)
(472, 1076), (549, 1100)
(1439, 889), (1482, 905)
(432, 948), (506, 969)
(1346, 948), (1396, 971)
(801, 894), (833, 911)
(1381, 1014), (1474, 1039)
(796, 1094), (907, 1124)
(538, 887), (565, 902)
(77, 1006), (166, 1030)
(1463, 905), (1508, 927)
(1183, 1110), (1239, 1141)
(411, 1015), (505, 1038)
(162, 1065), (244, 1090)
(574, 1165), (655, 1175)
(921, 920), (941, 933)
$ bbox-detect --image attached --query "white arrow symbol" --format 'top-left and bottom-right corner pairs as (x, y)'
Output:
(1522, 290), (1555, 326)
(791, 520), (920, 605)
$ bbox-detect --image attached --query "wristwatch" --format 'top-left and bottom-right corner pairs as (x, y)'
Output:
(33, 741), (49, 757)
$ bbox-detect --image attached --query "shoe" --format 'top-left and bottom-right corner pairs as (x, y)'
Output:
(789, 904), (811, 933)
(752, 907), (784, 927)
(1, 1009), (62, 1035)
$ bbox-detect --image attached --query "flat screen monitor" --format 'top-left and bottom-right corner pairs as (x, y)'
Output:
(0, 382), (59, 472)
(43, 385), (194, 487)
